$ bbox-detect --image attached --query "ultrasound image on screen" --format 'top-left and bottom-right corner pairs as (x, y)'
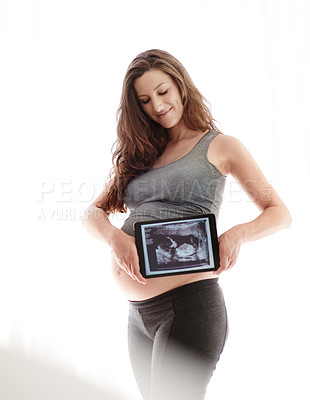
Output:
(142, 219), (211, 273)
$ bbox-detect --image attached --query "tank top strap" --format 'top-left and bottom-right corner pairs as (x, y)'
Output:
(193, 130), (220, 156)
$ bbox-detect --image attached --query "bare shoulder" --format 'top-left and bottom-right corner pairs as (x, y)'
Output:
(211, 134), (244, 152)
(208, 134), (247, 176)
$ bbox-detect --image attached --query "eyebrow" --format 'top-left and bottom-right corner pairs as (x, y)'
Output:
(137, 82), (168, 98)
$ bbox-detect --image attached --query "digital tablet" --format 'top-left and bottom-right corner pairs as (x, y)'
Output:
(134, 214), (220, 278)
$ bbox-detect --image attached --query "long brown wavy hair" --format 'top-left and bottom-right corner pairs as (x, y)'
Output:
(96, 49), (221, 215)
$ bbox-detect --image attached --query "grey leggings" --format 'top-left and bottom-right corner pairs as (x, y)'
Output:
(128, 278), (228, 400)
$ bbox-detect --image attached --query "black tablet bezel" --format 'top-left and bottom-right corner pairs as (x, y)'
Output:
(134, 214), (220, 279)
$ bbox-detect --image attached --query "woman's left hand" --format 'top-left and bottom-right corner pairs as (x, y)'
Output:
(213, 225), (245, 275)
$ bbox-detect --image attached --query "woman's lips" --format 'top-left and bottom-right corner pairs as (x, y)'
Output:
(157, 108), (172, 118)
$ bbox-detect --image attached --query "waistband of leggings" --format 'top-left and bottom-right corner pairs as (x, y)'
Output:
(128, 278), (219, 309)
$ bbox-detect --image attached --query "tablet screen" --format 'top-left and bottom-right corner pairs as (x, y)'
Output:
(135, 214), (219, 278)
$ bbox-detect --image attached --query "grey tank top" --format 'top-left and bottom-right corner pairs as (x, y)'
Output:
(121, 130), (226, 236)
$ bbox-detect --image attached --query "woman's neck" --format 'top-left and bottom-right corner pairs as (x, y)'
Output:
(167, 122), (205, 143)
(167, 120), (197, 143)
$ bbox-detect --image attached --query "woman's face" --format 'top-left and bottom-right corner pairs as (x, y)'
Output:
(134, 69), (184, 129)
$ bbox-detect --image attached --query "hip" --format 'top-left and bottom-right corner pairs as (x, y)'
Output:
(128, 277), (228, 358)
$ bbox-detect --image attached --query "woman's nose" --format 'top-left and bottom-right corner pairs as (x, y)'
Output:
(152, 97), (164, 113)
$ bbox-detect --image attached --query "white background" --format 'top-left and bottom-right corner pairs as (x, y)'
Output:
(1, 1), (309, 399)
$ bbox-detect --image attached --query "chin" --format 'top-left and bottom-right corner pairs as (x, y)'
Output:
(153, 119), (173, 129)
(159, 117), (182, 130)
(160, 122), (175, 129)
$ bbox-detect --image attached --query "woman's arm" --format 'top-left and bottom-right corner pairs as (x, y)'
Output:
(213, 135), (292, 274)
(81, 192), (147, 284)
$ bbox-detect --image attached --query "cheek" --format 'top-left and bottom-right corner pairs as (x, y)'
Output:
(174, 97), (184, 114)
(142, 104), (156, 120)
(141, 104), (151, 116)
(170, 91), (183, 109)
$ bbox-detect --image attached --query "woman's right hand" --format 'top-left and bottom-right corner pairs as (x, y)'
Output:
(110, 228), (147, 285)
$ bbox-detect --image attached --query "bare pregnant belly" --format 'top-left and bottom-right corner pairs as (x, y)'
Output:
(110, 256), (218, 301)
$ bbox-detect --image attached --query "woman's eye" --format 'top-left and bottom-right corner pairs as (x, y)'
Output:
(141, 99), (150, 105)
(140, 90), (167, 105)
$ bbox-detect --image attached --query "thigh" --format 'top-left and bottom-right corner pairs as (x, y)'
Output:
(170, 284), (228, 360)
(152, 287), (228, 400)
(128, 308), (153, 400)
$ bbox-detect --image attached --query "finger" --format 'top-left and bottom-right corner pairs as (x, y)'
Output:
(219, 256), (229, 271)
(120, 263), (137, 281)
(134, 271), (147, 284)
(225, 260), (237, 272)
(213, 256), (232, 275)
(213, 266), (225, 276)
(213, 262), (225, 275)
(136, 275), (147, 284)
(128, 266), (138, 281)
(120, 261), (146, 284)
(131, 264), (147, 285)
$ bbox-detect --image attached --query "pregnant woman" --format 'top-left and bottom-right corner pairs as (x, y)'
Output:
(82, 49), (291, 400)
